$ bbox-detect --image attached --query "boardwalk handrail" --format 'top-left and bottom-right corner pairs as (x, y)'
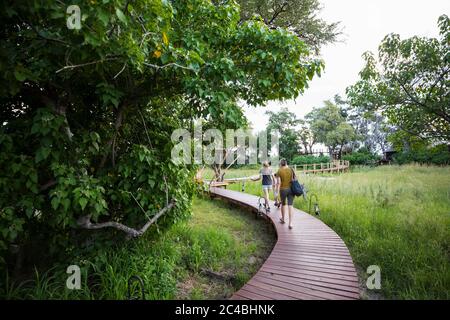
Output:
(209, 187), (360, 300)
(293, 160), (350, 174)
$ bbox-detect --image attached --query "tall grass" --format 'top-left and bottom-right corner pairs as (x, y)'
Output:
(1, 197), (275, 300)
(224, 164), (450, 299)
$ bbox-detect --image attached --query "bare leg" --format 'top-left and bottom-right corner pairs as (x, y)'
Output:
(280, 204), (286, 222)
(288, 205), (294, 228)
(263, 188), (270, 208)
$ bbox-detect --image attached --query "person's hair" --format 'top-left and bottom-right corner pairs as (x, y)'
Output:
(263, 161), (270, 168)
(268, 161), (272, 166)
(280, 159), (287, 167)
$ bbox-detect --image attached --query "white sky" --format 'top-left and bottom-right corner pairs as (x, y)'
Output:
(244, 0), (450, 133)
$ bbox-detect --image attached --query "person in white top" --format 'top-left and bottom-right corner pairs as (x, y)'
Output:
(253, 161), (276, 212)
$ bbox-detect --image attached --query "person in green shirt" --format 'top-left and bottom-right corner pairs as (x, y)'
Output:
(276, 159), (294, 229)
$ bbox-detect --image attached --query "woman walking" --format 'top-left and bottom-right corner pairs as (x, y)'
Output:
(254, 161), (276, 213)
(276, 159), (294, 229)
(273, 172), (281, 208)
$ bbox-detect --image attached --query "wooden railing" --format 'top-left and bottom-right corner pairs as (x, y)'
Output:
(293, 160), (350, 174)
(199, 160), (351, 188)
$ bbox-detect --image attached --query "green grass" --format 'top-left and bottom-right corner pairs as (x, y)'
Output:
(218, 164), (450, 299)
(1, 197), (275, 300)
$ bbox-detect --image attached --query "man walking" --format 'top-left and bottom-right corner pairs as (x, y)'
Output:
(276, 159), (294, 229)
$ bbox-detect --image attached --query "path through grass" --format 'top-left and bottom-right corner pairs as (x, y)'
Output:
(216, 164), (450, 299)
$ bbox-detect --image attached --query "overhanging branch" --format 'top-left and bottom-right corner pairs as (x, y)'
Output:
(77, 199), (176, 238)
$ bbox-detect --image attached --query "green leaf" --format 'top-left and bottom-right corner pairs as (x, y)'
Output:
(115, 8), (127, 25)
(62, 198), (70, 212)
(98, 10), (109, 26)
(51, 197), (59, 210)
(35, 147), (51, 163)
(14, 68), (29, 82)
(79, 198), (88, 211)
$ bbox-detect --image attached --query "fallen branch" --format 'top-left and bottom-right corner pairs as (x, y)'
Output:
(200, 268), (236, 282)
(77, 199), (176, 238)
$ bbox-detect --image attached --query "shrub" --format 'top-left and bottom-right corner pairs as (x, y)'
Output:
(342, 151), (380, 165)
(394, 144), (450, 165)
(291, 155), (330, 165)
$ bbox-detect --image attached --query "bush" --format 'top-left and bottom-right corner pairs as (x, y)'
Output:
(291, 155), (330, 165)
(342, 151), (380, 165)
(394, 144), (450, 165)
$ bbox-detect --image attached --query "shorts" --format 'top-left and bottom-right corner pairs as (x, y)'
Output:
(262, 185), (272, 191)
(280, 188), (294, 206)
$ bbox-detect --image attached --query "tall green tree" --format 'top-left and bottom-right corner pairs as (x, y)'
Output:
(266, 107), (301, 162)
(0, 0), (322, 267)
(237, 0), (341, 54)
(346, 15), (450, 142)
(306, 101), (355, 158)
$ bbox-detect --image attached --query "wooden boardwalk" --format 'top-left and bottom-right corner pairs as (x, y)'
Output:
(210, 187), (360, 300)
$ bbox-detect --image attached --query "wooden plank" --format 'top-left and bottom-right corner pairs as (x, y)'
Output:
(229, 293), (250, 300)
(267, 254), (357, 270)
(252, 275), (352, 300)
(266, 258), (358, 275)
(274, 243), (351, 253)
(261, 265), (359, 288)
(258, 271), (360, 299)
(259, 271), (359, 296)
(246, 279), (323, 300)
(241, 284), (297, 300)
(237, 288), (274, 300)
(269, 252), (356, 268)
(273, 249), (354, 261)
(261, 263), (359, 282)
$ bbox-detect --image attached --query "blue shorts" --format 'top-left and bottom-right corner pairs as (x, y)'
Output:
(280, 188), (294, 205)
(262, 185), (272, 191)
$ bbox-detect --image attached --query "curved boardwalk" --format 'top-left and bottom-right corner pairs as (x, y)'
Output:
(210, 187), (360, 300)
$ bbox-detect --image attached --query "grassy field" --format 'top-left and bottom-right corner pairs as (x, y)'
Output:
(207, 164), (450, 299)
(2, 197), (275, 299)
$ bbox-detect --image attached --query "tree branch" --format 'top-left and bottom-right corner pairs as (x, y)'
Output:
(39, 179), (57, 192)
(268, 1), (288, 25)
(77, 199), (176, 238)
(56, 57), (119, 73)
(143, 62), (196, 72)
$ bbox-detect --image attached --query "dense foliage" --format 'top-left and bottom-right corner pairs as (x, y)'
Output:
(291, 155), (330, 166)
(238, 0), (341, 54)
(266, 107), (302, 162)
(393, 144), (450, 165)
(342, 150), (380, 166)
(0, 0), (322, 271)
(306, 101), (356, 157)
(346, 15), (450, 142)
